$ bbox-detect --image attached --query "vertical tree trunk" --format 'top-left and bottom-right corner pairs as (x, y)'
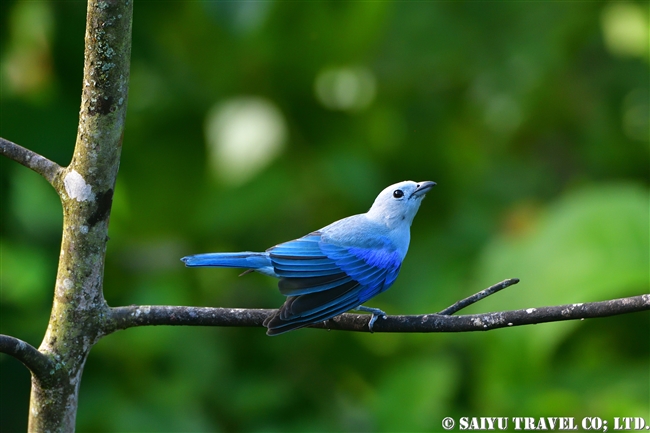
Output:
(27, 0), (133, 431)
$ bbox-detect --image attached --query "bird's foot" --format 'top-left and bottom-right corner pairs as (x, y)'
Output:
(356, 305), (386, 333)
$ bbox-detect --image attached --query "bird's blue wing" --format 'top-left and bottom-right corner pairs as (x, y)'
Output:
(322, 243), (401, 304)
(269, 233), (351, 293)
(265, 232), (402, 333)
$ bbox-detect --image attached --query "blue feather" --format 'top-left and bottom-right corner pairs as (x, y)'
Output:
(181, 252), (271, 271)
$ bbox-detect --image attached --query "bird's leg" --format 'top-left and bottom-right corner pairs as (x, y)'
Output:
(355, 305), (387, 333)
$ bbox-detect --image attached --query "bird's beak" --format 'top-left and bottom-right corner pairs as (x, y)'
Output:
(412, 181), (436, 198)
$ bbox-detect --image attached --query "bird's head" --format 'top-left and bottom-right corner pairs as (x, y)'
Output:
(366, 180), (436, 228)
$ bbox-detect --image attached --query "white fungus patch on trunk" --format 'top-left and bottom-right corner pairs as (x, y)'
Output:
(64, 170), (95, 202)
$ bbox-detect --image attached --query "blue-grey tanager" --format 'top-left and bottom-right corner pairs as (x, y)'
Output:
(182, 180), (435, 335)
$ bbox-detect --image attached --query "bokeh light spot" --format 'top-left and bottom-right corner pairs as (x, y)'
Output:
(601, 3), (649, 58)
(205, 97), (287, 186)
(315, 66), (377, 112)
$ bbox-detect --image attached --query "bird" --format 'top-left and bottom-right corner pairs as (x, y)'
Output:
(182, 180), (435, 336)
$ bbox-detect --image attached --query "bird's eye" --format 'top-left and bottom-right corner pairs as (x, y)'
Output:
(393, 189), (404, 199)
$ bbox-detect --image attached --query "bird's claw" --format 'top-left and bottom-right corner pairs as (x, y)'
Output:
(356, 305), (386, 333)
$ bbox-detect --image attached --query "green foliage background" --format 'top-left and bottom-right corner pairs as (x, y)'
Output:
(1, 1), (648, 431)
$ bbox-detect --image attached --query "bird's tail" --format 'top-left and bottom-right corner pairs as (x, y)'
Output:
(181, 252), (271, 270)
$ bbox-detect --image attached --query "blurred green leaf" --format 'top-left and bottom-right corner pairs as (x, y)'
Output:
(0, 241), (51, 305)
(477, 182), (649, 307)
(10, 168), (62, 239)
(473, 183), (648, 359)
(373, 355), (459, 432)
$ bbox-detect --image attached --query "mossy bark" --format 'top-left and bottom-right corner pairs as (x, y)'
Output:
(27, 0), (133, 431)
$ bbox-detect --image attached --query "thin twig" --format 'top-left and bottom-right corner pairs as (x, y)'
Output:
(438, 278), (520, 315)
(104, 293), (650, 335)
(0, 335), (55, 385)
(0, 137), (63, 185)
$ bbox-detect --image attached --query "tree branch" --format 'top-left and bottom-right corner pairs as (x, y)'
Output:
(107, 305), (269, 332)
(104, 294), (650, 335)
(26, 0), (134, 430)
(0, 335), (55, 386)
(0, 137), (63, 186)
(324, 294), (650, 333)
